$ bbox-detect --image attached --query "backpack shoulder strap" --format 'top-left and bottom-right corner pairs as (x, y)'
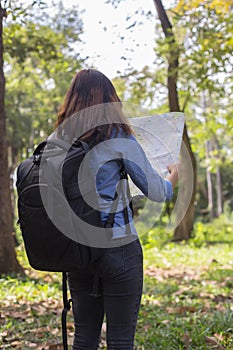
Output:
(61, 272), (72, 350)
(33, 138), (71, 156)
(104, 168), (132, 234)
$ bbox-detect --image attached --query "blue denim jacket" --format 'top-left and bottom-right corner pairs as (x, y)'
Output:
(88, 130), (173, 239)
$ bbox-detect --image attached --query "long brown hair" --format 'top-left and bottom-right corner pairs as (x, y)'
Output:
(56, 69), (133, 142)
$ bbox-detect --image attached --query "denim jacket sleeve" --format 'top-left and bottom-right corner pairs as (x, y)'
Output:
(93, 130), (173, 236)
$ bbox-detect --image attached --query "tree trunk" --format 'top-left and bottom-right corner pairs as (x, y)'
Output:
(173, 124), (197, 240)
(153, 0), (197, 241)
(214, 138), (223, 217)
(0, 5), (23, 274)
(206, 169), (215, 218)
(205, 140), (215, 219)
(216, 165), (223, 216)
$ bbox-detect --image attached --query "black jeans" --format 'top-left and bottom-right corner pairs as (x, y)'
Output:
(67, 238), (143, 350)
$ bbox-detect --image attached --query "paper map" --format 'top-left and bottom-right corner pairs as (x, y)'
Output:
(129, 112), (185, 196)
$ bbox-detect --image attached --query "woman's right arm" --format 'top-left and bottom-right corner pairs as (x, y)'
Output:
(120, 134), (178, 202)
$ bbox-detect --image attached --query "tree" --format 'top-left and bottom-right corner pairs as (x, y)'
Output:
(153, 0), (197, 241)
(0, 0), (83, 274)
(173, 0), (233, 219)
(107, 0), (197, 240)
(0, 1), (22, 274)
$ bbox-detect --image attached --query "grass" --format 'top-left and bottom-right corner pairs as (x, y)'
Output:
(139, 243), (233, 349)
(0, 214), (233, 349)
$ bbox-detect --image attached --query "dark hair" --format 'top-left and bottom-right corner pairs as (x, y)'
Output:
(56, 69), (133, 141)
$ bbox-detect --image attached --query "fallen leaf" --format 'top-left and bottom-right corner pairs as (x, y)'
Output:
(205, 336), (226, 349)
(0, 330), (8, 337)
(214, 333), (224, 342)
(9, 340), (24, 347)
(161, 319), (170, 325)
(181, 333), (192, 348)
(31, 304), (47, 315)
(143, 324), (151, 331)
(27, 342), (37, 348)
(47, 343), (64, 349)
(213, 295), (232, 303)
(27, 326), (49, 333)
(66, 322), (74, 329)
(166, 306), (196, 314)
(25, 317), (34, 324)
(50, 328), (60, 335)
(152, 299), (161, 306)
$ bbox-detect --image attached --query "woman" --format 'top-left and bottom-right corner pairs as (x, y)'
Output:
(55, 68), (178, 350)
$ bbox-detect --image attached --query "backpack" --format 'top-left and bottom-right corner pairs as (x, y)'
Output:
(16, 137), (131, 349)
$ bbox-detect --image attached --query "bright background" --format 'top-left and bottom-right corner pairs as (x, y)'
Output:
(45, 0), (170, 78)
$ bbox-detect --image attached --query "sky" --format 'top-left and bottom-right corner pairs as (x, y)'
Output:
(63, 0), (160, 78)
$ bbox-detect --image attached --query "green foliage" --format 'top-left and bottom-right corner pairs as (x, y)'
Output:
(138, 210), (233, 251)
(191, 211), (233, 246)
(120, 0), (233, 223)
(3, 1), (84, 166)
(139, 220), (233, 349)
(172, 0), (233, 171)
(107, 0), (233, 227)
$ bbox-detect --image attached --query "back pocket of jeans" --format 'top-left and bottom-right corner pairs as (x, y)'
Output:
(98, 247), (125, 278)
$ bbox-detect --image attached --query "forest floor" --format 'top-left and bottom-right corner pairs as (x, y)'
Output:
(0, 224), (233, 349)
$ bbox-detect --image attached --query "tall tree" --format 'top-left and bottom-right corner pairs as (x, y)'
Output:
(0, 0), (83, 274)
(153, 0), (197, 241)
(0, 2), (22, 274)
(174, 0), (233, 219)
